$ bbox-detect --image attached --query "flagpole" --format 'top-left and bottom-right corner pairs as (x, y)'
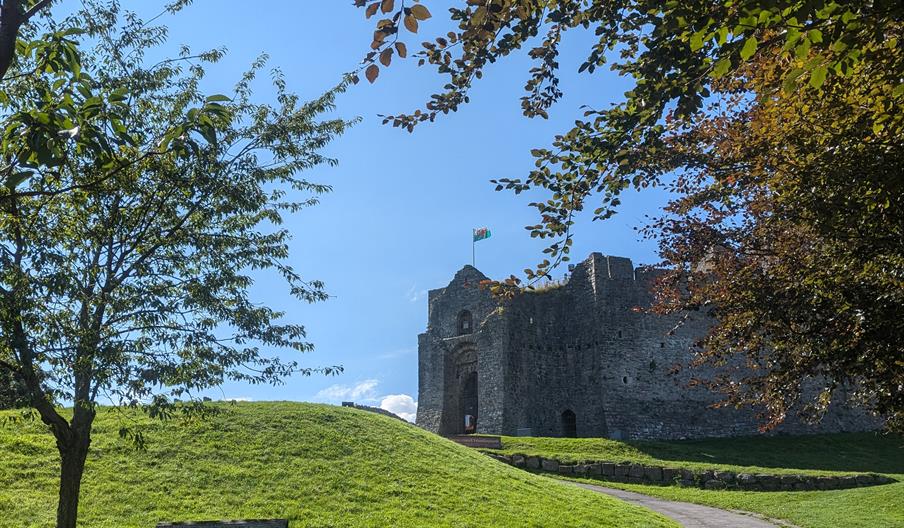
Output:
(472, 230), (475, 267)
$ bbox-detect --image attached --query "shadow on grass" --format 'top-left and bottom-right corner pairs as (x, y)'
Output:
(628, 432), (904, 474)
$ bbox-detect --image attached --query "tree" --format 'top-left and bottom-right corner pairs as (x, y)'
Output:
(0, 0), (55, 80)
(0, 0), (210, 223)
(0, 4), (349, 527)
(0, 0), (199, 194)
(355, 1), (904, 428)
(0, 1), (194, 81)
(644, 41), (903, 431)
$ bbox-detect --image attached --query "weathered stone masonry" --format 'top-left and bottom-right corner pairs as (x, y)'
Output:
(416, 252), (877, 440)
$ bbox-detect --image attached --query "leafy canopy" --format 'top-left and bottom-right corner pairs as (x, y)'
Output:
(355, 1), (903, 428)
(2, 0), (350, 427)
(356, 0), (902, 274)
(645, 38), (903, 430)
(1, 3), (350, 526)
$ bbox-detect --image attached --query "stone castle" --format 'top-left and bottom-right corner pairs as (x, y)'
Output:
(416, 252), (876, 440)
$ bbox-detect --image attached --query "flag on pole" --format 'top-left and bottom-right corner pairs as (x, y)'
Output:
(473, 227), (492, 242)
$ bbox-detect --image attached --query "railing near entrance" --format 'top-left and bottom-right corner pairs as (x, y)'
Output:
(446, 435), (502, 449)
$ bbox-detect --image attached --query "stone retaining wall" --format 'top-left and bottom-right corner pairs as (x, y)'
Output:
(486, 453), (896, 491)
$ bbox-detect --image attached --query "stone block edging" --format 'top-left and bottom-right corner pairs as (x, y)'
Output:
(487, 453), (896, 491)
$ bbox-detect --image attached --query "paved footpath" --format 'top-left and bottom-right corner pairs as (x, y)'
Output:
(568, 481), (785, 528)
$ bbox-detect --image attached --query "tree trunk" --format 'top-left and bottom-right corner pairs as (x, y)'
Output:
(55, 430), (90, 528)
(0, 1), (24, 81)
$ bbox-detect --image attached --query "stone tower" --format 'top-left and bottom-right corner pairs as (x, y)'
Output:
(416, 252), (877, 440)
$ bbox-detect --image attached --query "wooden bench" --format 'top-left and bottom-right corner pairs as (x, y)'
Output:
(157, 521), (288, 528)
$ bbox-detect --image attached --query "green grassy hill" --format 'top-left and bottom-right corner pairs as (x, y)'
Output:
(0, 402), (676, 528)
(487, 431), (904, 476)
(486, 432), (904, 528)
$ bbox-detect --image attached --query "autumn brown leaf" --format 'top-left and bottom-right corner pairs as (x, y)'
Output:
(380, 48), (393, 66)
(404, 15), (418, 33)
(365, 2), (379, 19)
(410, 4), (431, 20)
(381, 0), (394, 14)
(365, 64), (380, 83)
(395, 41), (408, 58)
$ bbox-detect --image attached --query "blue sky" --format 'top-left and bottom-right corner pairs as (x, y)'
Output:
(149, 1), (673, 417)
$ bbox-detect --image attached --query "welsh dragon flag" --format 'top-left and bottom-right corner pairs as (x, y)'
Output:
(473, 227), (492, 242)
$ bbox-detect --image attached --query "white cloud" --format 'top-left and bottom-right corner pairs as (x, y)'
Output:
(224, 396), (253, 402)
(315, 379), (380, 403)
(314, 380), (418, 423)
(380, 394), (418, 423)
(406, 285), (427, 303)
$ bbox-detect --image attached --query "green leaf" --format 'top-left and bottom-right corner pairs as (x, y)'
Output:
(782, 68), (805, 93)
(809, 65), (828, 89)
(740, 36), (758, 60)
(109, 89), (128, 103)
(199, 123), (217, 145)
(831, 39), (849, 53)
(711, 57), (731, 78)
(716, 26), (729, 45)
(690, 32), (704, 52)
(785, 27), (801, 48)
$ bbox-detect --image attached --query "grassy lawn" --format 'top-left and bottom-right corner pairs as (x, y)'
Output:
(566, 476), (904, 528)
(489, 432), (903, 527)
(487, 431), (904, 476)
(0, 402), (677, 528)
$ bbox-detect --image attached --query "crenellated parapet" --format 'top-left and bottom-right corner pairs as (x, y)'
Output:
(416, 252), (879, 440)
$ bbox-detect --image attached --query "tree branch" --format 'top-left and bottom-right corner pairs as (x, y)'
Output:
(22, 0), (53, 21)
(0, 0), (54, 81)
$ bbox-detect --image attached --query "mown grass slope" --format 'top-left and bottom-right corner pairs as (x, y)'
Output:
(488, 431), (904, 476)
(591, 477), (904, 528)
(489, 433), (904, 528)
(0, 402), (676, 528)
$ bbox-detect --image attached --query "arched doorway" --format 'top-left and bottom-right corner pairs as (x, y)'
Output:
(561, 409), (577, 438)
(461, 371), (478, 433)
(440, 342), (478, 435)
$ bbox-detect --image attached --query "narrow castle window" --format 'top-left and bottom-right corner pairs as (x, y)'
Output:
(618, 330), (622, 338)
(457, 310), (473, 335)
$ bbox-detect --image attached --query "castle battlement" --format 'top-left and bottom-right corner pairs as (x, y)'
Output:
(416, 252), (877, 440)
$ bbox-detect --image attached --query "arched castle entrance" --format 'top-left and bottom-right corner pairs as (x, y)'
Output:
(440, 342), (478, 435)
